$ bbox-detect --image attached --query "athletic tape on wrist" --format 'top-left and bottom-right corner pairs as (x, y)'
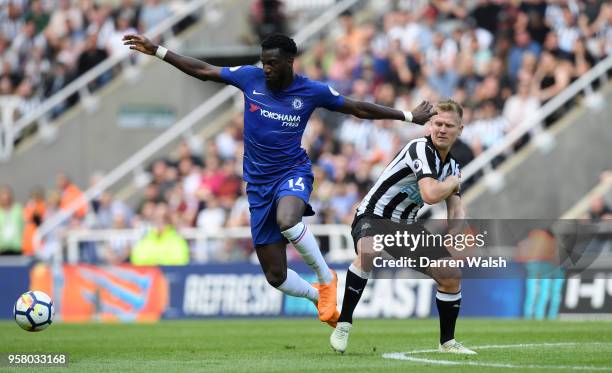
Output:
(402, 111), (413, 122)
(155, 46), (168, 60)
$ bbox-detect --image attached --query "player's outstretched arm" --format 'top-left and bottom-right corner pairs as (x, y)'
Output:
(334, 98), (436, 125)
(123, 34), (225, 83)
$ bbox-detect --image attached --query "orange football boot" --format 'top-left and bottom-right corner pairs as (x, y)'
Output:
(312, 282), (340, 328)
(316, 270), (338, 321)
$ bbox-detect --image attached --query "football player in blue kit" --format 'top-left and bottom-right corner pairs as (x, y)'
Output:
(124, 33), (436, 326)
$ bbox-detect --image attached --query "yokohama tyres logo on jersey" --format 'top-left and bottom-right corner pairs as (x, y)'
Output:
(259, 109), (300, 123)
(248, 98), (301, 126)
(250, 104), (301, 127)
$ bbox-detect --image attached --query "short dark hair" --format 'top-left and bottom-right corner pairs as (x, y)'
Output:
(261, 33), (297, 56)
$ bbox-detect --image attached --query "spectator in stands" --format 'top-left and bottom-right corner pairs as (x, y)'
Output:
(426, 59), (459, 98)
(462, 99), (508, 155)
(0, 186), (24, 255)
(44, 62), (74, 117)
(0, 2), (24, 42)
(196, 196), (226, 233)
(107, 12), (137, 56)
(11, 20), (45, 64)
(15, 79), (40, 120)
(584, 2), (611, 58)
(35, 190), (65, 261)
(585, 196), (612, 222)
(0, 34), (18, 76)
(250, 0), (286, 42)
(113, 0), (142, 30)
(176, 138), (203, 167)
(138, 0), (171, 33)
(215, 119), (241, 161)
(556, 4), (581, 55)
(225, 182), (250, 228)
(572, 37), (597, 78)
(508, 30), (541, 81)
(456, 53), (483, 102)
(24, 0), (50, 34)
(87, 4), (115, 50)
(130, 202), (189, 265)
(532, 51), (571, 104)
(94, 191), (132, 229)
(150, 159), (176, 199)
(46, 0), (83, 48)
(22, 186), (46, 256)
(503, 72), (541, 132)
(177, 157), (201, 212)
(99, 212), (132, 264)
(77, 32), (109, 90)
(194, 196), (226, 262)
(199, 156), (225, 197)
(57, 172), (89, 219)
(216, 158), (241, 208)
(23, 45), (50, 90)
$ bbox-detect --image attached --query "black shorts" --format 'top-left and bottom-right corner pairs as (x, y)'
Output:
(350, 214), (452, 272)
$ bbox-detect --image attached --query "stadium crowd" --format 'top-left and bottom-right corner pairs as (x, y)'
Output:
(0, 0), (183, 125)
(1, 0), (610, 264)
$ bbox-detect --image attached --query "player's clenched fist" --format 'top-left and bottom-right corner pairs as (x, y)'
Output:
(123, 34), (157, 55)
(411, 100), (437, 125)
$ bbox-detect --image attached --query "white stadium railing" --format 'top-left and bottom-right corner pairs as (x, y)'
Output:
(63, 224), (354, 264)
(60, 220), (612, 265)
(0, 0), (217, 161)
(35, 0), (362, 248)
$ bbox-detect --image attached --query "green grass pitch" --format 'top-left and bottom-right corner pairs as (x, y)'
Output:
(1, 319), (612, 372)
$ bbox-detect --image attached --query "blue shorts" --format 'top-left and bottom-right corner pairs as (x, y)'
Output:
(247, 170), (315, 246)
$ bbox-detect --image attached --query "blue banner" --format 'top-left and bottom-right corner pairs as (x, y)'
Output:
(0, 262), (526, 320)
(159, 263), (524, 319)
(0, 265), (32, 319)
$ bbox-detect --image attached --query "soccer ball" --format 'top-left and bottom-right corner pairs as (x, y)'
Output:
(13, 291), (54, 332)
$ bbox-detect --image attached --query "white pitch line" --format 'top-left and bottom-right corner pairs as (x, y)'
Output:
(398, 342), (579, 354)
(383, 342), (612, 371)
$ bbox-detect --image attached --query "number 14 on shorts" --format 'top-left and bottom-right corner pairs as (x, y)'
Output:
(288, 177), (305, 191)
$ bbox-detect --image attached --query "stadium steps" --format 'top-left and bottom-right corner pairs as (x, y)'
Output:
(0, 0), (251, 201)
(462, 82), (612, 219)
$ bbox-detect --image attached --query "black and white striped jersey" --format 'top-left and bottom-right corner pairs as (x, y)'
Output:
(356, 135), (461, 224)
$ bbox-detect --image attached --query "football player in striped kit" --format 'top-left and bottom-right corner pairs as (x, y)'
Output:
(331, 99), (476, 355)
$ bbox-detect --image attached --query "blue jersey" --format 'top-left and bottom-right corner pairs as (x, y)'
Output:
(220, 65), (344, 184)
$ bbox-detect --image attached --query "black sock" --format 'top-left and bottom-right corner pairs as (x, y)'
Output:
(338, 265), (369, 324)
(436, 290), (462, 344)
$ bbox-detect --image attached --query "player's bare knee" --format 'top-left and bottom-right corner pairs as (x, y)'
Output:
(431, 266), (462, 292)
(438, 277), (461, 292)
(356, 237), (378, 273)
(276, 214), (300, 232)
(264, 267), (287, 288)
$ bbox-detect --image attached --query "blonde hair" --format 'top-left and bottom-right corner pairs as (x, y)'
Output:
(436, 99), (463, 121)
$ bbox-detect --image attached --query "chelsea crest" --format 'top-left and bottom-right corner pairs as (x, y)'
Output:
(292, 98), (303, 110)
